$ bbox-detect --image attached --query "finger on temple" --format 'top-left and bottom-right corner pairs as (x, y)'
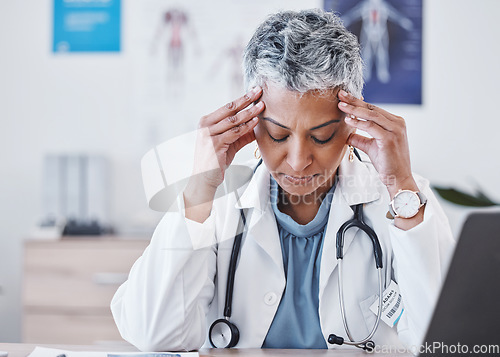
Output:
(340, 103), (395, 132)
(339, 90), (396, 120)
(206, 87), (262, 125)
(218, 116), (259, 146)
(210, 102), (264, 136)
(345, 115), (387, 140)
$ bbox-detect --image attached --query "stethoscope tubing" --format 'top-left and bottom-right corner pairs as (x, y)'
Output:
(209, 162), (262, 348)
(223, 209), (246, 318)
(338, 260), (383, 347)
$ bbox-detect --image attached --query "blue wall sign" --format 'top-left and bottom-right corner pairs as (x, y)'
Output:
(53, 0), (121, 52)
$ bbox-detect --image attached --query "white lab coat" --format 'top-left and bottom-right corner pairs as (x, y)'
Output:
(111, 152), (455, 352)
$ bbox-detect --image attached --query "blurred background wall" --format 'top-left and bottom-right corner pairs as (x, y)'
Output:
(1, 0), (499, 343)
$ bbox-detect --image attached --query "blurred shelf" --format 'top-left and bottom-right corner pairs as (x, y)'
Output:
(23, 237), (149, 344)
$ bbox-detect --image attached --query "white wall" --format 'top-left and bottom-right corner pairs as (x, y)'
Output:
(1, 0), (499, 342)
(395, 0), (500, 233)
(0, 0), (151, 342)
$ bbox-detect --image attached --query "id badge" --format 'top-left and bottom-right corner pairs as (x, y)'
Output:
(369, 280), (404, 327)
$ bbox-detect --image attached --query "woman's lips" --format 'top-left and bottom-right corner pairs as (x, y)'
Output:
(284, 174), (315, 185)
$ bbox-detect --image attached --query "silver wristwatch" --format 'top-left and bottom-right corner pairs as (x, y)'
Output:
(387, 189), (427, 219)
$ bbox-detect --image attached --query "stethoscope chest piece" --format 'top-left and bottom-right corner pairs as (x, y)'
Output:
(209, 318), (240, 348)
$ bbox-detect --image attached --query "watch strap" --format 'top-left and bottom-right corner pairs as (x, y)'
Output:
(388, 202), (396, 218)
(416, 191), (427, 206)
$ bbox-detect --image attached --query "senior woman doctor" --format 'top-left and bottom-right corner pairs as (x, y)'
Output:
(111, 9), (454, 352)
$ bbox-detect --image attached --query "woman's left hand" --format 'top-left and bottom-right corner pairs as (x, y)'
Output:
(337, 90), (417, 199)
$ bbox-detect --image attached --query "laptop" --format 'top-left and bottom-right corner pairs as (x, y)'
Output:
(419, 211), (500, 356)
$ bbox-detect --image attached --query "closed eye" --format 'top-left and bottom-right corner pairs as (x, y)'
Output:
(312, 131), (336, 144)
(268, 133), (289, 143)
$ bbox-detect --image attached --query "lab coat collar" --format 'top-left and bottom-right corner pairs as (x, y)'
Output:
(233, 153), (382, 280)
(234, 160), (271, 212)
(234, 152), (381, 211)
(337, 152), (381, 205)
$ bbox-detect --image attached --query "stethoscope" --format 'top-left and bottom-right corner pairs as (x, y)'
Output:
(209, 155), (384, 352)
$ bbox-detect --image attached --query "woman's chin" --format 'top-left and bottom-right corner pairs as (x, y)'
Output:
(275, 173), (335, 202)
(277, 177), (320, 198)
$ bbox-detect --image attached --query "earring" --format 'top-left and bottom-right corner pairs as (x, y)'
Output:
(349, 145), (355, 162)
(254, 144), (261, 159)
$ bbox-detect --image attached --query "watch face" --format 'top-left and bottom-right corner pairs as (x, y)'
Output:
(393, 190), (420, 218)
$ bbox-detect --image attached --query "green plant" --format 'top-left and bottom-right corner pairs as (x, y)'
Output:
(432, 186), (499, 207)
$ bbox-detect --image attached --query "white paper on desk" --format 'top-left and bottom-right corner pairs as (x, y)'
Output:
(28, 347), (199, 357)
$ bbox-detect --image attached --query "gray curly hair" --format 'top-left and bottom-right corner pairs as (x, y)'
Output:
(243, 8), (363, 98)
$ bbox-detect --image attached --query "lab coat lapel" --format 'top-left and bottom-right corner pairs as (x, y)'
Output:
(234, 162), (284, 276)
(247, 208), (284, 275)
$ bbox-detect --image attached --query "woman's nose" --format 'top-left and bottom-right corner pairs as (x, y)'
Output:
(286, 140), (312, 173)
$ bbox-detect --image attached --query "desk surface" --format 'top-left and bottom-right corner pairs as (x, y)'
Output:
(0, 343), (412, 357)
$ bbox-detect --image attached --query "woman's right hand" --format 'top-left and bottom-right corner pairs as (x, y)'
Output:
(184, 86), (265, 222)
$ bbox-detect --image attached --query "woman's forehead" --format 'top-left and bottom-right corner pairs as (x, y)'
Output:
(262, 83), (340, 98)
(260, 85), (343, 125)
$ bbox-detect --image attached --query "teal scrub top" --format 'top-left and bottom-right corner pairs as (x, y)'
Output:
(262, 176), (335, 349)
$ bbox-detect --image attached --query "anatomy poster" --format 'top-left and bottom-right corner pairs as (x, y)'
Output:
(325, 0), (423, 104)
(129, 0), (320, 150)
